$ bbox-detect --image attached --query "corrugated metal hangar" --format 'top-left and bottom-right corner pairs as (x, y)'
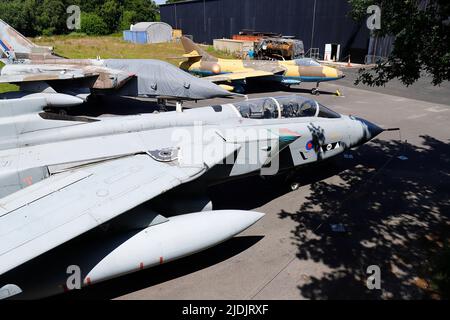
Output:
(160, 0), (372, 63)
(124, 22), (173, 44)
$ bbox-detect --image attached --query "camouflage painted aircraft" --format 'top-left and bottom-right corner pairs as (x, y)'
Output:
(0, 19), (232, 106)
(179, 37), (345, 95)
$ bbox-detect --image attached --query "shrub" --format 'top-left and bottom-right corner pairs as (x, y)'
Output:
(119, 10), (137, 31)
(81, 12), (109, 36)
(41, 27), (55, 36)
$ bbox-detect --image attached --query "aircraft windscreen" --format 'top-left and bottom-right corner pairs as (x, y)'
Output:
(234, 98), (280, 119)
(278, 96), (317, 118)
(294, 58), (321, 67)
(233, 95), (341, 119)
(317, 103), (342, 118)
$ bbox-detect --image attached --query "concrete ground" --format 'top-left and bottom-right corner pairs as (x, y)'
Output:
(61, 78), (450, 300)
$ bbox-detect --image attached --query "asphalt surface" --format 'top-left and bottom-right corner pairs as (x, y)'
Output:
(337, 68), (450, 106)
(60, 79), (450, 300)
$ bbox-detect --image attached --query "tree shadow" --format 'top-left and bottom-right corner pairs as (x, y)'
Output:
(16, 135), (449, 300)
(277, 136), (450, 299)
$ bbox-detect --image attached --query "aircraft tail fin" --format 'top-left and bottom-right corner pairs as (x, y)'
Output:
(180, 36), (216, 61)
(0, 19), (54, 61)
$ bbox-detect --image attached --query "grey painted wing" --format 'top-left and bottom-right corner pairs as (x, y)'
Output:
(0, 72), (97, 84)
(0, 154), (205, 275)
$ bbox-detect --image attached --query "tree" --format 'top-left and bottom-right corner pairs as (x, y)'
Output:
(37, 0), (67, 35)
(119, 10), (137, 31)
(100, 0), (123, 34)
(123, 0), (159, 23)
(81, 12), (109, 35)
(348, 0), (450, 87)
(0, 0), (160, 36)
(0, 0), (40, 37)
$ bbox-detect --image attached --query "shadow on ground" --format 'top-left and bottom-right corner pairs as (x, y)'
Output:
(210, 135), (450, 299)
(48, 136), (450, 300)
(276, 136), (450, 299)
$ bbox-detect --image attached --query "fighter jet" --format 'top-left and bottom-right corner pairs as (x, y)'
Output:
(0, 94), (390, 299)
(0, 19), (232, 108)
(179, 37), (345, 95)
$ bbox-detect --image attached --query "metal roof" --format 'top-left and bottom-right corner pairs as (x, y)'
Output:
(132, 22), (172, 32)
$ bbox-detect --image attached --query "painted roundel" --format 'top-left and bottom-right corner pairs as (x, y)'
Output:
(306, 140), (314, 151)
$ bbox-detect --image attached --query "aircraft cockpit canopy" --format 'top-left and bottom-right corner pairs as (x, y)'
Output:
(233, 95), (341, 120)
(294, 58), (321, 67)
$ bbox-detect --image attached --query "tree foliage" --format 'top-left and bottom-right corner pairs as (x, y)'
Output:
(81, 12), (109, 36)
(0, 0), (160, 36)
(349, 0), (450, 86)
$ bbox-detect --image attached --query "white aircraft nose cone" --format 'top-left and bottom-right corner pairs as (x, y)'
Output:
(356, 117), (384, 140)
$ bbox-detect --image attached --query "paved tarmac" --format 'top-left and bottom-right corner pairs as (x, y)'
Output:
(337, 68), (450, 106)
(61, 79), (450, 300)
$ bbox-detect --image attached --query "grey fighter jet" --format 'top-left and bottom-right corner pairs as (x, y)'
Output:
(0, 19), (232, 106)
(0, 94), (390, 299)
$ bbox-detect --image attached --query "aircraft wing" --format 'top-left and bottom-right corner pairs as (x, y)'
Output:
(103, 59), (232, 100)
(0, 72), (99, 98)
(0, 153), (211, 275)
(203, 69), (284, 82)
(0, 72), (98, 84)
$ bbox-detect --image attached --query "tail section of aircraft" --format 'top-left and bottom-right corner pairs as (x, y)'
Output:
(0, 19), (54, 61)
(180, 36), (216, 62)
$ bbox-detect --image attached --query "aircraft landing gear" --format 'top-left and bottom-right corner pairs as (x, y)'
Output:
(311, 82), (320, 96)
(156, 98), (168, 112)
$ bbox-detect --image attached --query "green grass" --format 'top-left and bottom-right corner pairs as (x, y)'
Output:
(0, 62), (19, 93)
(0, 82), (19, 93)
(0, 35), (235, 93)
(31, 34), (235, 61)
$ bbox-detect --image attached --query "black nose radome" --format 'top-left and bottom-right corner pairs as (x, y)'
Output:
(356, 117), (384, 140)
